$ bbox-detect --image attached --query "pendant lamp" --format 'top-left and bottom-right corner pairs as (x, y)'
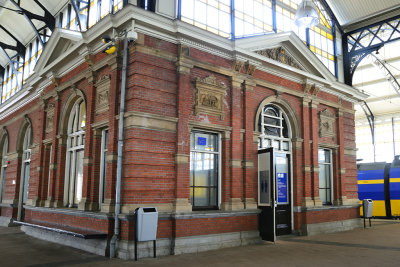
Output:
(295, 0), (320, 28)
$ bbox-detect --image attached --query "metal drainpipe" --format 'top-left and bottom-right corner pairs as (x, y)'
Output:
(110, 31), (128, 258)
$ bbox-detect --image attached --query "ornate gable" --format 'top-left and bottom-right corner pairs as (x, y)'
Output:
(255, 47), (304, 70)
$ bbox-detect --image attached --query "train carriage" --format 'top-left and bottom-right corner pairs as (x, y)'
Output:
(357, 155), (400, 218)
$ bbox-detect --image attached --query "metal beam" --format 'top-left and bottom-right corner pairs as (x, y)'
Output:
(359, 101), (376, 162)
(369, 53), (400, 97)
(70, 0), (90, 32)
(0, 46), (22, 90)
(8, 0), (56, 46)
(343, 14), (400, 85)
(317, 0), (343, 35)
(0, 25), (25, 58)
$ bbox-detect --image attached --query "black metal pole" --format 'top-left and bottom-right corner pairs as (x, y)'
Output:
(153, 240), (156, 258)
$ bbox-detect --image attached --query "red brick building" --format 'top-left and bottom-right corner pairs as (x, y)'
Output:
(0, 3), (366, 259)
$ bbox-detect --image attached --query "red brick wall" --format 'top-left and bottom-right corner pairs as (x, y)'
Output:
(0, 31), (360, 239)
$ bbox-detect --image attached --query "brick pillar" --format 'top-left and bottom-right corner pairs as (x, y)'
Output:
(222, 76), (244, 210)
(301, 97), (313, 207)
(54, 134), (67, 207)
(34, 102), (47, 206)
(173, 58), (193, 212)
(91, 129), (103, 208)
(40, 144), (51, 204)
(79, 71), (97, 211)
(335, 109), (347, 204)
(243, 79), (257, 209)
(310, 99), (322, 206)
(45, 94), (62, 208)
(102, 55), (121, 213)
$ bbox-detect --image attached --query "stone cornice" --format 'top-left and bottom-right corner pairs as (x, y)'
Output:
(0, 4), (366, 121)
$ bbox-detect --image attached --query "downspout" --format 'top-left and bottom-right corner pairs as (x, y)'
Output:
(110, 31), (129, 258)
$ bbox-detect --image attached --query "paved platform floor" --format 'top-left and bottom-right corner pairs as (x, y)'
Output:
(1, 219), (400, 267)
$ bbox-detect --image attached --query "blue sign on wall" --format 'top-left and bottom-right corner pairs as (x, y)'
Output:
(197, 137), (207, 146)
(277, 173), (288, 204)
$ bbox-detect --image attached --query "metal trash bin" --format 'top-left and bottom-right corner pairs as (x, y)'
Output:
(363, 199), (373, 228)
(363, 199), (373, 218)
(135, 207), (158, 260)
(136, 207), (158, 241)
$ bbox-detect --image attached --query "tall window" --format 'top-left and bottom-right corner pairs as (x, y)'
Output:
(190, 131), (220, 209)
(181, 0), (232, 38)
(99, 129), (108, 204)
(258, 104), (291, 152)
(21, 126), (32, 204)
(65, 99), (86, 207)
(46, 145), (52, 200)
(0, 136), (8, 203)
(318, 148), (332, 205)
(179, 0), (336, 75)
(234, 0), (273, 38)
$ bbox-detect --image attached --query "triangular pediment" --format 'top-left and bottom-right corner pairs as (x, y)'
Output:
(235, 32), (335, 82)
(34, 28), (83, 76)
(254, 46), (305, 71)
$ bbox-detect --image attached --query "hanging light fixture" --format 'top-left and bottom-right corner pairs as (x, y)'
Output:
(295, 0), (320, 28)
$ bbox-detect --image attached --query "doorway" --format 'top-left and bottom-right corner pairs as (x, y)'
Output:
(258, 148), (291, 241)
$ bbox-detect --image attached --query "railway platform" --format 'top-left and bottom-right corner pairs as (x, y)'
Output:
(1, 219), (400, 267)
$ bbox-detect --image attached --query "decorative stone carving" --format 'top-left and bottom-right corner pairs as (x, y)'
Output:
(95, 75), (111, 114)
(319, 109), (335, 139)
(179, 44), (190, 58)
(232, 60), (244, 72)
(195, 75), (227, 120)
(256, 47), (303, 70)
(245, 61), (257, 75)
(45, 103), (55, 133)
(304, 83), (320, 96)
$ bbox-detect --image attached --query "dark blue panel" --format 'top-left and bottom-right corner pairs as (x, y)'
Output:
(390, 168), (400, 178)
(389, 181), (400, 200)
(358, 169), (385, 180)
(358, 184), (385, 200)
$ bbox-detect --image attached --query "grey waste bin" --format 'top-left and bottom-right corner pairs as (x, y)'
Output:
(136, 207), (158, 241)
(135, 207), (158, 260)
(363, 199), (373, 228)
(363, 199), (373, 218)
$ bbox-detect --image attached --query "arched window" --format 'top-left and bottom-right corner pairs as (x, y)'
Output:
(258, 104), (291, 152)
(21, 126), (32, 204)
(64, 99), (86, 207)
(0, 135), (8, 203)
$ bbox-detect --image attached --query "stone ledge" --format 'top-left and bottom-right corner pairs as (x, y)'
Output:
(293, 204), (361, 213)
(172, 209), (260, 220)
(21, 226), (108, 256)
(299, 218), (362, 236)
(23, 206), (112, 220)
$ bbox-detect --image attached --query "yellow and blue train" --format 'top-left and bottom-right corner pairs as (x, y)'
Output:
(357, 155), (400, 218)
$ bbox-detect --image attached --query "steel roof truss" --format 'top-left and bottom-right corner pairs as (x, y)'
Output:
(8, 0), (55, 46)
(70, 0), (90, 32)
(0, 25), (26, 58)
(343, 15), (400, 85)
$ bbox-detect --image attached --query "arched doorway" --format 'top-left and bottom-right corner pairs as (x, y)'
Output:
(257, 103), (292, 241)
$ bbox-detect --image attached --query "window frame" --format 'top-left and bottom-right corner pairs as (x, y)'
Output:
(258, 104), (291, 152)
(64, 99), (86, 208)
(190, 130), (222, 210)
(21, 126), (32, 204)
(318, 148), (333, 205)
(99, 128), (108, 205)
(0, 135), (8, 203)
